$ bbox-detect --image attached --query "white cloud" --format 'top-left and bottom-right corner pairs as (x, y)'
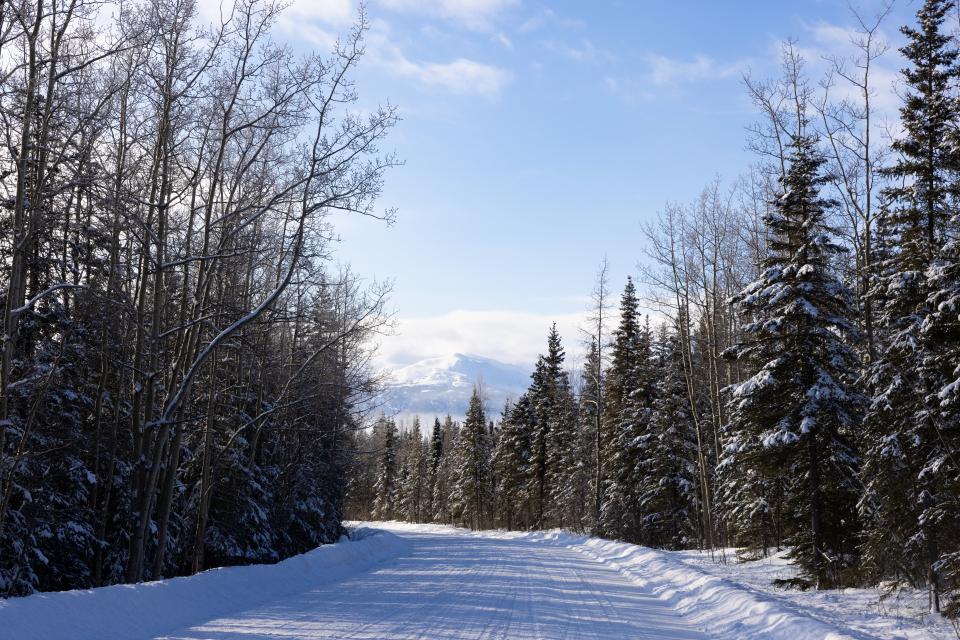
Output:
(377, 309), (588, 369)
(400, 57), (511, 95)
(196, 0), (355, 26)
(293, 0), (355, 25)
(603, 53), (745, 104)
(643, 53), (741, 86)
(378, 0), (518, 29)
(518, 8), (585, 33)
(367, 20), (511, 96)
(540, 38), (614, 63)
(493, 31), (513, 49)
(198, 0), (517, 97)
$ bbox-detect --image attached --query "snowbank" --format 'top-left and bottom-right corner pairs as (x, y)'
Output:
(0, 527), (409, 640)
(569, 537), (868, 640)
(480, 528), (871, 640)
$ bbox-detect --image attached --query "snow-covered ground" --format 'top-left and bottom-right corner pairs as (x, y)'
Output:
(673, 546), (958, 640)
(1, 522), (956, 639)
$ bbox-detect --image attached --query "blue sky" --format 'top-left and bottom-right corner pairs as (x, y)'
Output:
(217, 0), (916, 369)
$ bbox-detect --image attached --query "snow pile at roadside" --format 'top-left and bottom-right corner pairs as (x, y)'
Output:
(486, 528), (895, 640)
(567, 536), (868, 640)
(0, 527), (409, 640)
(676, 547), (958, 640)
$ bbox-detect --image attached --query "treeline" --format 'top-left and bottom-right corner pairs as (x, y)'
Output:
(0, 0), (394, 596)
(351, 0), (960, 618)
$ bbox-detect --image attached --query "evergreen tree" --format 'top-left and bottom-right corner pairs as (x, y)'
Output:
(580, 337), (604, 530)
(451, 389), (492, 529)
(861, 0), (960, 610)
(639, 327), (699, 549)
(425, 417), (444, 520)
(723, 133), (862, 588)
(545, 354), (582, 530)
(528, 324), (567, 528)
(923, 214), (960, 617)
(431, 416), (458, 523)
(598, 279), (654, 542)
(492, 396), (535, 529)
(406, 418), (428, 522)
(372, 418), (399, 521)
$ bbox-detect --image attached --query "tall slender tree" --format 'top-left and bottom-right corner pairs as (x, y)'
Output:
(860, 0), (960, 610)
(598, 279), (653, 542)
(452, 388), (492, 529)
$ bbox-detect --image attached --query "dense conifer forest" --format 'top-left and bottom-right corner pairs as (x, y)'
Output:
(3, 0), (960, 626)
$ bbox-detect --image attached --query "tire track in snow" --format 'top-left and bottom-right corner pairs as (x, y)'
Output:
(157, 524), (709, 640)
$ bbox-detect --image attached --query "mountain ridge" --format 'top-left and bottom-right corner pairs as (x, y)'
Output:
(382, 352), (531, 424)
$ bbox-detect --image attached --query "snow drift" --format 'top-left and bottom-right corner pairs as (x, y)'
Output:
(490, 528), (874, 640)
(0, 527), (408, 640)
(570, 537), (869, 640)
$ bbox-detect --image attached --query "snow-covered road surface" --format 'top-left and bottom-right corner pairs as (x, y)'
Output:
(159, 523), (705, 640)
(4, 522), (901, 639)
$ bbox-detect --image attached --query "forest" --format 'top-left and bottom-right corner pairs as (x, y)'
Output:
(0, 0), (395, 596)
(2, 0), (960, 627)
(345, 0), (960, 620)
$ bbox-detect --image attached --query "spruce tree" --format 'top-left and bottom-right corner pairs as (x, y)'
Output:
(492, 396), (535, 529)
(372, 418), (399, 521)
(580, 337), (604, 529)
(723, 133), (862, 588)
(639, 327), (699, 549)
(425, 417), (444, 520)
(923, 216), (960, 617)
(399, 418), (428, 523)
(598, 279), (654, 542)
(451, 389), (492, 529)
(545, 356), (581, 529)
(861, 0), (960, 610)
(528, 324), (568, 528)
(431, 416), (458, 523)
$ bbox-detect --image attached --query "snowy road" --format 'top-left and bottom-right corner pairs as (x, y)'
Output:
(158, 523), (706, 640)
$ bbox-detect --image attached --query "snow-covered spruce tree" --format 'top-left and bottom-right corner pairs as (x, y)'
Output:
(492, 396), (535, 529)
(400, 418), (428, 523)
(860, 0), (960, 612)
(431, 416), (458, 523)
(451, 388), (493, 529)
(579, 336), (604, 531)
(598, 279), (655, 543)
(528, 324), (570, 528)
(425, 417), (444, 521)
(923, 213), (960, 618)
(372, 417), (399, 521)
(639, 326), (699, 549)
(545, 353), (583, 530)
(722, 133), (862, 589)
(395, 460), (411, 521)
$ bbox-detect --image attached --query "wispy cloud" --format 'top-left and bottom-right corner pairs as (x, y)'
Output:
(193, 0), (347, 23)
(378, 309), (588, 369)
(540, 38), (615, 63)
(378, 0), (519, 30)
(391, 56), (512, 96)
(518, 8), (585, 33)
(643, 53), (742, 86)
(604, 53), (746, 104)
(365, 20), (511, 96)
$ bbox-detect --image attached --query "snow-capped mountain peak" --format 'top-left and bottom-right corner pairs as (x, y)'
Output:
(383, 353), (531, 423)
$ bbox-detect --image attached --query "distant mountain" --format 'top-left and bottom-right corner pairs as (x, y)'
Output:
(382, 353), (531, 425)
